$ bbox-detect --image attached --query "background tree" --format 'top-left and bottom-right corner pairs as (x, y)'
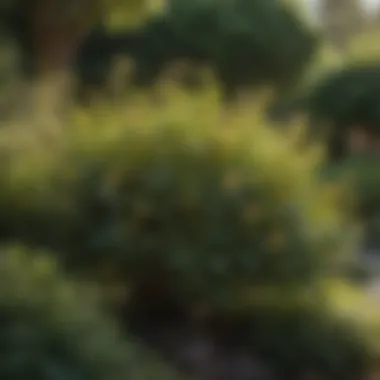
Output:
(299, 62), (380, 159)
(0, 0), (157, 124)
(2, 0), (318, 108)
(74, 0), (319, 105)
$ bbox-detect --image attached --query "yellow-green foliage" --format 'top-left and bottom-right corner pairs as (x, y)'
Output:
(0, 88), (359, 309)
(323, 279), (380, 337)
(345, 29), (380, 63)
(320, 278), (380, 358)
(0, 244), (181, 380)
(104, 0), (167, 29)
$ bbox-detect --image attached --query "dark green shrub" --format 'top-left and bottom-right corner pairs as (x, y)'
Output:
(246, 304), (376, 379)
(0, 244), (182, 380)
(206, 278), (380, 379)
(326, 155), (380, 251)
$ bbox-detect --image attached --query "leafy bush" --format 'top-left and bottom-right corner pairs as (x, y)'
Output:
(205, 278), (380, 379)
(0, 90), (358, 310)
(0, 244), (181, 380)
(247, 307), (374, 379)
(326, 155), (380, 251)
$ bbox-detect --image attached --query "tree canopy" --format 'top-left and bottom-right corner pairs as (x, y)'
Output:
(3, 0), (318, 103)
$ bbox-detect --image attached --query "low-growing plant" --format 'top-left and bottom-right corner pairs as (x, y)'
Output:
(245, 302), (377, 379)
(201, 276), (380, 380)
(0, 244), (182, 380)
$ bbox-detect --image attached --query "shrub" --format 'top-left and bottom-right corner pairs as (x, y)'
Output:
(0, 89), (358, 311)
(201, 277), (380, 380)
(0, 244), (182, 380)
(326, 155), (380, 252)
(246, 300), (378, 379)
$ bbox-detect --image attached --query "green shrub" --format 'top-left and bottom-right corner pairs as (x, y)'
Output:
(245, 302), (376, 379)
(0, 91), (358, 310)
(202, 277), (380, 379)
(214, 278), (380, 379)
(328, 155), (380, 218)
(0, 244), (182, 380)
(326, 155), (380, 251)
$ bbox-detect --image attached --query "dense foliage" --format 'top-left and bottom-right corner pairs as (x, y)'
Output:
(0, 89), (377, 378)
(0, 1), (380, 379)
(129, 0), (318, 100)
(0, 92), (357, 310)
(232, 305), (376, 379)
(2, 0), (318, 102)
(0, 245), (181, 380)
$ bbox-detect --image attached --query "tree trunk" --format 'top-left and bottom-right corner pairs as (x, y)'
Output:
(18, 0), (98, 126)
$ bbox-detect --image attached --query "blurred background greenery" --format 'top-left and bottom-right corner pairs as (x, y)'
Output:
(0, 0), (380, 379)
